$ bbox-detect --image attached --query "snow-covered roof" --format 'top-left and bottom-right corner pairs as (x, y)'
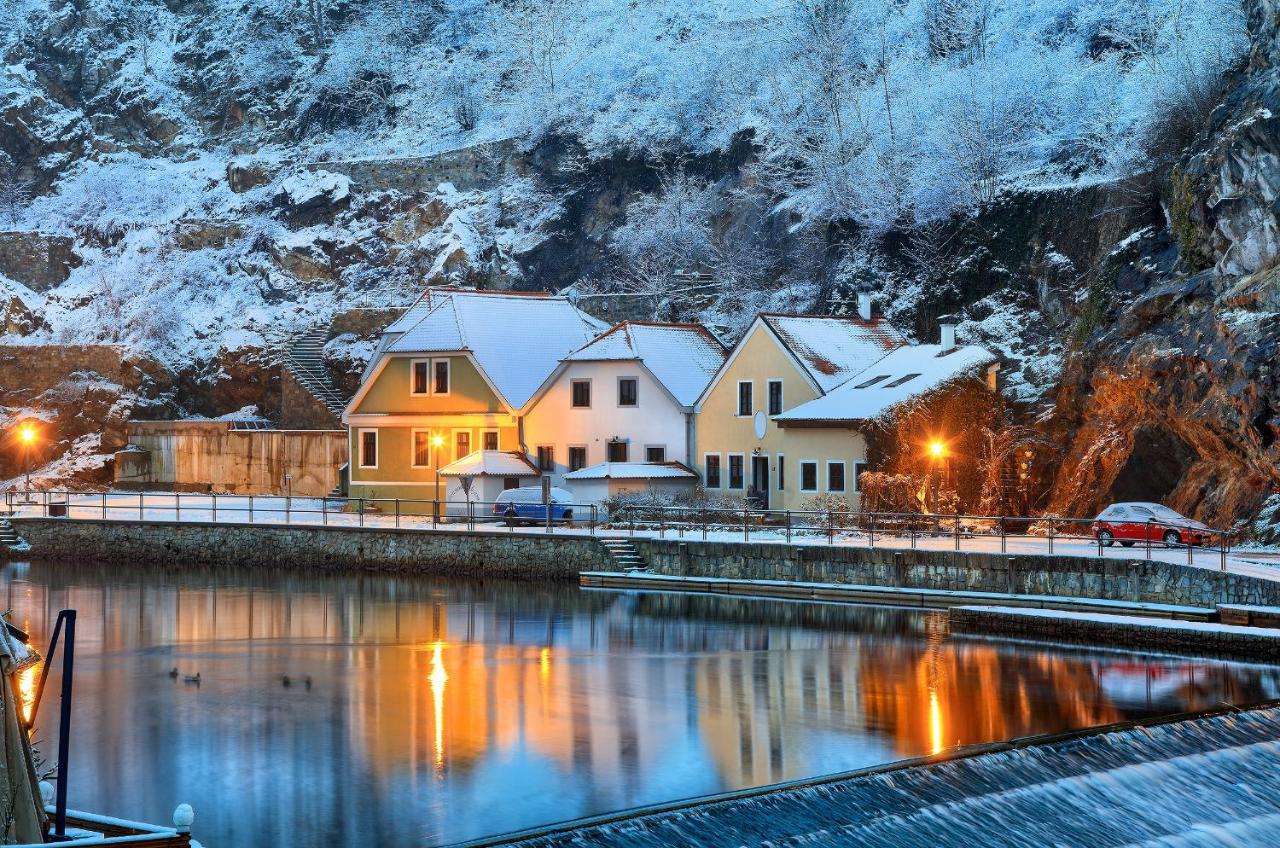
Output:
(438, 450), (541, 477)
(382, 288), (608, 408)
(761, 314), (907, 393)
(775, 344), (998, 423)
(563, 322), (727, 406)
(563, 461), (697, 480)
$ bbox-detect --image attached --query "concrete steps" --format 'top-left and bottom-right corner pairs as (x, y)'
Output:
(0, 518), (28, 554)
(600, 539), (648, 572)
(284, 326), (348, 418)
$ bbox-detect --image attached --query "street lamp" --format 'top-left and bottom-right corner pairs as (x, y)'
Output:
(432, 433), (445, 503)
(17, 423), (37, 498)
(926, 438), (947, 514)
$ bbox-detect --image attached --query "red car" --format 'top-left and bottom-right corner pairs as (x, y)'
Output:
(1092, 502), (1211, 548)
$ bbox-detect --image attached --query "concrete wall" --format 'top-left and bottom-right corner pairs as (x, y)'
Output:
(633, 538), (1280, 608)
(280, 369), (341, 430)
(9, 518), (604, 580)
(116, 421), (347, 496)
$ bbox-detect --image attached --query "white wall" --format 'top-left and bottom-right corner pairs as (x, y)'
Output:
(523, 361), (690, 486)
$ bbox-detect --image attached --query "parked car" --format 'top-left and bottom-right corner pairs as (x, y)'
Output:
(1091, 502), (1211, 548)
(493, 487), (577, 526)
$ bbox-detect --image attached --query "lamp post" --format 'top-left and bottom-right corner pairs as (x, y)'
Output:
(927, 439), (946, 515)
(432, 433), (445, 502)
(18, 423), (37, 501)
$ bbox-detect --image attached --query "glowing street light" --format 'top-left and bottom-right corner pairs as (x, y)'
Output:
(925, 437), (948, 515)
(928, 440), (946, 460)
(432, 433), (446, 506)
(15, 422), (38, 496)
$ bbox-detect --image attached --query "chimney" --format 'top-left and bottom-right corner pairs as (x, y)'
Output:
(939, 317), (957, 351)
(857, 291), (873, 322)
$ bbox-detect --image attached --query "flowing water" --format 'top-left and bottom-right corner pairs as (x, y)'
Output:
(4, 560), (1278, 847)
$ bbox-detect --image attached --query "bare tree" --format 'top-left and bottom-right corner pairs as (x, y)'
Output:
(0, 169), (32, 228)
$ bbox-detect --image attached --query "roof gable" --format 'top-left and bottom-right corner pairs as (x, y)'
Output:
(564, 322), (727, 407)
(759, 314), (907, 393)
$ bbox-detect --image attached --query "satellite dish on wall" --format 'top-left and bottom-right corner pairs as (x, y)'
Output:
(753, 410), (767, 440)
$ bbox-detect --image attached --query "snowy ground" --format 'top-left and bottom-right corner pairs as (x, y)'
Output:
(6, 491), (1278, 582)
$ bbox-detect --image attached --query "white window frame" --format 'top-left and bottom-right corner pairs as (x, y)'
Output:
(736, 380), (753, 417)
(431, 358), (451, 396)
(617, 376), (639, 408)
(410, 428), (433, 468)
(358, 428), (379, 469)
(727, 452), (745, 490)
(482, 429), (500, 451)
(767, 378), (784, 416)
(826, 460), (847, 493)
(799, 460), (819, 493)
(776, 453), (785, 491)
(410, 359), (431, 396)
(451, 428), (472, 462)
(644, 445), (667, 463)
(703, 453), (722, 489)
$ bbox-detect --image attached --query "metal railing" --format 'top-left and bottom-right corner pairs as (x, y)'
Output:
(608, 503), (1236, 571)
(3, 490), (1237, 570)
(3, 490), (599, 536)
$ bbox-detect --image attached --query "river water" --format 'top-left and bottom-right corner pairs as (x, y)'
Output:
(5, 560), (1277, 847)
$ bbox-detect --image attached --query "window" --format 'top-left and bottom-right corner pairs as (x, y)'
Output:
(433, 359), (450, 395)
(412, 430), (432, 468)
(570, 379), (591, 408)
(454, 430), (471, 460)
(618, 377), (638, 407)
(827, 461), (846, 493)
(607, 440), (628, 462)
(737, 381), (753, 417)
(704, 454), (721, 488)
(411, 360), (430, 395)
(483, 430), (499, 451)
(854, 374), (890, 389)
(537, 445), (555, 471)
(569, 446), (587, 471)
(359, 429), (378, 468)
(883, 373), (921, 388)
(767, 380), (783, 415)
(645, 446), (666, 463)
(728, 455), (744, 490)
(777, 455), (785, 490)
(853, 461), (869, 491)
(502, 477), (520, 491)
(800, 461), (818, 492)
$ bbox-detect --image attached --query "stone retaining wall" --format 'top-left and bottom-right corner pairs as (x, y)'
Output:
(10, 518), (605, 580)
(633, 539), (1280, 607)
(950, 606), (1280, 661)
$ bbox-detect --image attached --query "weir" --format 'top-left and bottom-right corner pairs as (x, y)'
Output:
(454, 703), (1280, 848)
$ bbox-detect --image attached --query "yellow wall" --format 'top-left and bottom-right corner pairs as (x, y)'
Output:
(348, 353), (520, 505)
(353, 355), (505, 415)
(695, 322), (867, 510)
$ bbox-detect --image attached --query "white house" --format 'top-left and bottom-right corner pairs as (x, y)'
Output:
(521, 321), (727, 495)
(437, 450), (542, 515)
(562, 461), (700, 506)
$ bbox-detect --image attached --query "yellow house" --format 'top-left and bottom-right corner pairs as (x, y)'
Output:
(694, 302), (998, 511)
(341, 288), (606, 506)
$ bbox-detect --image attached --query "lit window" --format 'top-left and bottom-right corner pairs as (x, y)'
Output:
(767, 380), (783, 415)
(800, 461), (818, 492)
(483, 430), (499, 451)
(728, 455), (744, 489)
(737, 382), (753, 417)
(455, 431), (471, 460)
(359, 430), (378, 468)
(618, 378), (638, 407)
(646, 446), (666, 463)
(569, 446), (587, 471)
(412, 431), (432, 467)
(704, 454), (721, 488)
(828, 462), (846, 492)
(571, 379), (591, 408)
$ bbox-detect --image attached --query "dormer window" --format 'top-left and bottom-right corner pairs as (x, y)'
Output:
(883, 373), (921, 388)
(854, 374), (890, 389)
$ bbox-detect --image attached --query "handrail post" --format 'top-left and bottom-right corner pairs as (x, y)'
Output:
(869, 513), (875, 548)
(102, 491), (106, 520)
(53, 609), (76, 841)
(827, 509), (833, 545)
(139, 491), (144, 521)
(1221, 534), (1228, 572)
(1187, 529), (1193, 565)
(1146, 519), (1152, 560)
(212, 493), (217, 523)
(742, 507), (748, 542)
(591, 505), (597, 535)
(954, 517), (960, 551)
(785, 510), (791, 543)
(176, 492), (180, 523)
(322, 496), (328, 526)
(1000, 517), (1006, 553)
(359, 498), (364, 527)
(1047, 517), (1053, 555)
(249, 494), (254, 524)
(395, 498), (401, 529)
(433, 499), (439, 528)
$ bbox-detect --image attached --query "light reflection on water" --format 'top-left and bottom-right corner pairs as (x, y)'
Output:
(4, 560), (1278, 848)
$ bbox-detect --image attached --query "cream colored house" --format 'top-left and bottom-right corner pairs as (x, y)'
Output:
(694, 301), (997, 511)
(341, 288), (606, 506)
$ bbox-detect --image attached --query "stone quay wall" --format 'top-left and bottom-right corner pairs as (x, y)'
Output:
(633, 539), (1280, 608)
(950, 607), (1280, 661)
(10, 518), (607, 580)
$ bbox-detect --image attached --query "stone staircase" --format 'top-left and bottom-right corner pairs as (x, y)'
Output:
(0, 518), (29, 555)
(284, 326), (348, 419)
(601, 538), (648, 572)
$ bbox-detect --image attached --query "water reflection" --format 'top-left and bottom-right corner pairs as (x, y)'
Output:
(4, 560), (1277, 847)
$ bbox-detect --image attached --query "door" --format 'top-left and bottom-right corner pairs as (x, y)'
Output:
(751, 456), (769, 510)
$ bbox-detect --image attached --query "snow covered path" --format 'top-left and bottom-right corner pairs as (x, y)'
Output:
(7, 491), (1279, 583)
